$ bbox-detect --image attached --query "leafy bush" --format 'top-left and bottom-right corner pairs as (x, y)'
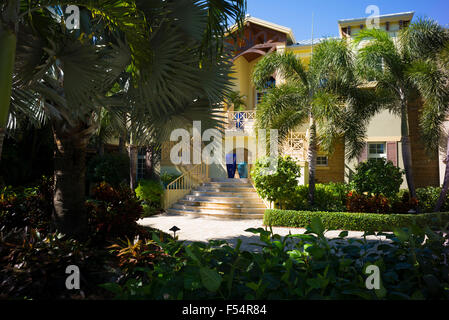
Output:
(352, 158), (404, 197)
(101, 218), (449, 300)
(0, 228), (113, 299)
(263, 209), (449, 232)
(0, 177), (54, 233)
(86, 183), (144, 243)
(292, 183), (350, 212)
(135, 180), (164, 217)
(87, 153), (129, 187)
(346, 192), (391, 213)
(251, 156), (301, 208)
(416, 187), (449, 213)
(160, 172), (181, 189)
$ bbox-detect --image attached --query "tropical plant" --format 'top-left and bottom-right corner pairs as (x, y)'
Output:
(227, 90), (246, 111)
(251, 156), (301, 209)
(352, 158), (404, 198)
(353, 18), (449, 203)
(1, 1), (246, 238)
(252, 38), (379, 205)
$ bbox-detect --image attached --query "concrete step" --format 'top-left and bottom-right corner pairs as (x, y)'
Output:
(197, 186), (256, 193)
(166, 208), (264, 220)
(184, 195), (264, 203)
(190, 191), (261, 198)
(202, 182), (254, 189)
(210, 178), (251, 184)
(179, 199), (266, 208)
(172, 204), (266, 214)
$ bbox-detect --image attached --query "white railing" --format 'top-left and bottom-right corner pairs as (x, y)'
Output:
(226, 111), (256, 132)
(163, 164), (209, 210)
(281, 131), (308, 162)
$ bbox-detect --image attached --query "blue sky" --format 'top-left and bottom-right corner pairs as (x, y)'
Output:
(247, 0), (449, 41)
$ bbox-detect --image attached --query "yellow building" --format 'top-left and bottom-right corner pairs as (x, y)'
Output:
(160, 11), (441, 210)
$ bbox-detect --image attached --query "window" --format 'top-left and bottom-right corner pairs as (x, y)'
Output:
(317, 156), (328, 167)
(368, 143), (387, 160)
(256, 77), (275, 106)
(385, 21), (390, 31)
(137, 148), (146, 181)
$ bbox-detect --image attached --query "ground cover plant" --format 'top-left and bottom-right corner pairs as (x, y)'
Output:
(100, 217), (449, 300)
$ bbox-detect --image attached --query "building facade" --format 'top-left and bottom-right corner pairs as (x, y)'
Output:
(159, 11), (442, 191)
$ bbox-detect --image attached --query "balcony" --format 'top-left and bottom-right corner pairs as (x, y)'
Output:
(226, 111), (256, 134)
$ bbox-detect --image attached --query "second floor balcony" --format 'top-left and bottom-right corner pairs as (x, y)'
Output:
(226, 110), (257, 134)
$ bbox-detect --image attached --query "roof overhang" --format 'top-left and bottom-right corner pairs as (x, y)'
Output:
(338, 11), (415, 27)
(228, 15), (296, 44)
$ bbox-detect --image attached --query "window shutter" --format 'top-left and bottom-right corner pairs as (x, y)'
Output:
(387, 142), (398, 166)
(358, 143), (368, 163)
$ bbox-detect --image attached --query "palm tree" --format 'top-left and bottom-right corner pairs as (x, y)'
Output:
(6, 1), (246, 238)
(253, 38), (377, 205)
(397, 20), (449, 211)
(353, 18), (449, 202)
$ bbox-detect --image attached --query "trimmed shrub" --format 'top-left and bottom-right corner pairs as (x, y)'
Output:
(251, 156), (301, 208)
(352, 158), (404, 197)
(291, 183), (350, 212)
(87, 153), (130, 187)
(263, 209), (449, 232)
(135, 180), (164, 217)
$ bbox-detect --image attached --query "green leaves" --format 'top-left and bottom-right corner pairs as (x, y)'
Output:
(199, 267), (222, 292)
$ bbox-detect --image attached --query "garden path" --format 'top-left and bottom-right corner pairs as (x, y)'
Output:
(139, 213), (389, 251)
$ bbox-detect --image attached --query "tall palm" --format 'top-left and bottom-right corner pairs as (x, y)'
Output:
(398, 20), (449, 211)
(7, 1), (245, 238)
(253, 39), (377, 205)
(353, 19), (449, 201)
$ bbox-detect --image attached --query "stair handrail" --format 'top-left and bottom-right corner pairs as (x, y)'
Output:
(163, 163), (209, 210)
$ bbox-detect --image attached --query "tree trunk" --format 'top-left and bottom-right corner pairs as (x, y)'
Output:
(144, 146), (154, 180)
(129, 144), (138, 191)
(307, 118), (318, 206)
(400, 98), (417, 201)
(118, 135), (127, 154)
(435, 136), (449, 212)
(0, 128), (5, 162)
(52, 124), (92, 239)
(98, 141), (105, 156)
(0, 28), (17, 161)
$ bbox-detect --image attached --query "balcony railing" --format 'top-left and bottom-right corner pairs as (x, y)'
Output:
(281, 131), (308, 162)
(226, 111), (256, 132)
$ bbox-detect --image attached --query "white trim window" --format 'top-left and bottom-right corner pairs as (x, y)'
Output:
(368, 142), (387, 160)
(316, 156), (329, 167)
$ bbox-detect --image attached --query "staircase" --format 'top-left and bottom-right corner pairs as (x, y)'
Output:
(166, 178), (267, 219)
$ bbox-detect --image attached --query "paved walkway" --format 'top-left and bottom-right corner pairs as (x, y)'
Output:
(139, 213), (389, 251)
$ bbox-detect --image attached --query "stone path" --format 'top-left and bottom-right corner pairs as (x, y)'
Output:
(139, 212), (390, 251)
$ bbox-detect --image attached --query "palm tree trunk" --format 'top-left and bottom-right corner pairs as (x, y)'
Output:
(52, 124), (91, 239)
(0, 128), (5, 161)
(400, 98), (417, 200)
(307, 118), (318, 205)
(0, 29), (17, 161)
(435, 136), (449, 212)
(145, 146), (154, 180)
(129, 144), (138, 191)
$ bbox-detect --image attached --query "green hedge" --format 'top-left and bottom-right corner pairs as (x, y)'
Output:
(264, 209), (449, 232)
